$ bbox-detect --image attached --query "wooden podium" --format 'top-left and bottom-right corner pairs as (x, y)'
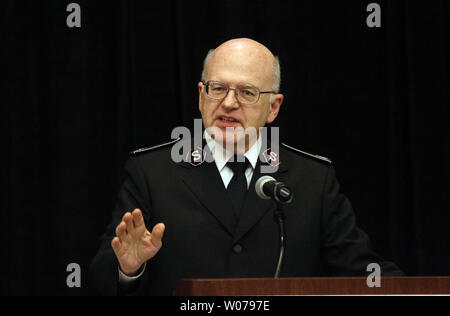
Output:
(174, 277), (450, 295)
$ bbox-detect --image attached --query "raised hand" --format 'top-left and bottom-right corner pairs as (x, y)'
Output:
(111, 208), (165, 276)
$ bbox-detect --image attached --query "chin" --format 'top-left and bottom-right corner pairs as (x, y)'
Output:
(224, 130), (248, 153)
(206, 123), (256, 153)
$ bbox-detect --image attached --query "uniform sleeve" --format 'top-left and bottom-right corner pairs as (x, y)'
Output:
(89, 156), (152, 295)
(320, 166), (404, 276)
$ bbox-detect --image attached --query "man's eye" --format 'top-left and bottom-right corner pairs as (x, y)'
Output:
(242, 89), (256, 96)
(212, 87), (226, 92)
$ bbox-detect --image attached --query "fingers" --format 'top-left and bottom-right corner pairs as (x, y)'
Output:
(111, 236), (121, 253)
(118, 209), (140, 234)
(150, 223), (165, 249)
(115, 221), (127, 240)
(132, 209), (144, 229)
(123, 212), (134, 233)
(114, 209), (145, 240)
(114, 209), (164, 250)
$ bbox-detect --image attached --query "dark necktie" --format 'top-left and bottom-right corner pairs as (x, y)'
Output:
(227, 155), (249, 217)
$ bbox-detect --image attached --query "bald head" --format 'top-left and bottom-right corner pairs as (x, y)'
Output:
(201, 38), (281, 92)
(198, 38), (284, 153)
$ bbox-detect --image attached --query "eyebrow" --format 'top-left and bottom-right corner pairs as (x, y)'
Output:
(211, 80), (260, 88)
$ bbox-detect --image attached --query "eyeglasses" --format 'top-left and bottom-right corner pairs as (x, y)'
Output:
(202, 81), (277, 105)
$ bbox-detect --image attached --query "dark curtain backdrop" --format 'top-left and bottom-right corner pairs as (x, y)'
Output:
(2, 0), (449, 295)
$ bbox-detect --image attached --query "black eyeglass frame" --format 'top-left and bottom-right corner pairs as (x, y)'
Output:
(202, 80), (278, 104)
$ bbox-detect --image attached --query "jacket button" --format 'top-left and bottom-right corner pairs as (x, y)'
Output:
(233, 244), (242, 253)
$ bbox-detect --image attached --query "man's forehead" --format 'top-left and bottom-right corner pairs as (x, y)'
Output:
(207, 52), (273, 86)
(207, 69), (263, 87)
(213, 46), (272, 66)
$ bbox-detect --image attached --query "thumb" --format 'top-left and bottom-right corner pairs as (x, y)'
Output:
(150, 223), (165, 249)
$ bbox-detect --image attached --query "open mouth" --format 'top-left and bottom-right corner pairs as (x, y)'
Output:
(219, 116), (238, 123)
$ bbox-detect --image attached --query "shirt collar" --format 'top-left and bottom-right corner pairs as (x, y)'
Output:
(204, 130), (261, 172)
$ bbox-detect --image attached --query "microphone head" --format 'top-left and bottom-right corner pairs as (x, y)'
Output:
(255, 176), (276, 200)
(276, 184), (293, 204)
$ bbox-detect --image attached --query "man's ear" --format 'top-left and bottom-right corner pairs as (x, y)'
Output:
(198, 82), (204, 111)
(266, 93), (284, 124)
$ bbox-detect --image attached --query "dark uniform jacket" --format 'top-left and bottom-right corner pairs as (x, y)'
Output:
(90, 139), (403, 295)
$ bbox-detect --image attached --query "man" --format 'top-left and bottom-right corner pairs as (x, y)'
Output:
(90, 38), (403, 296)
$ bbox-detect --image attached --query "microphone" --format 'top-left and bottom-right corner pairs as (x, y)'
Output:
(255, 176), (293, 204)
(255, 176), (293, 278)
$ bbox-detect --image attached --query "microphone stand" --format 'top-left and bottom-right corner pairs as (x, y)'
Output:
(274, 202), (286, 278)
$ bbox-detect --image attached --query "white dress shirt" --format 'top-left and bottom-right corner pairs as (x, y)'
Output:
(204, 130), (261, 189)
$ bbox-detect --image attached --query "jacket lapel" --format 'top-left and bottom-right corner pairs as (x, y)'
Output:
(179, 147), (237, 237)
(233, 154), (290, 243)
(178, 141), (291, 241)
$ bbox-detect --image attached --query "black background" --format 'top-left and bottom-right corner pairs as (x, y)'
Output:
(2, 0), (449, 295)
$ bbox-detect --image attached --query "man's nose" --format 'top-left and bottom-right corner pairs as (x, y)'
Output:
(221, 89), (239, 110)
